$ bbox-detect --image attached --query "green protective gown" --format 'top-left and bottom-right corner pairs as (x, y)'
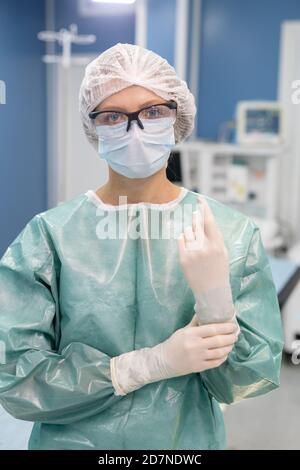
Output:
(0, 187), (284, 450)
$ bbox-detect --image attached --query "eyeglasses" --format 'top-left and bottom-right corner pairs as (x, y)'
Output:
(89, 100), (177, 138)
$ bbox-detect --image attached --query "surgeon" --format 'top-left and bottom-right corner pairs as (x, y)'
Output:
(0, 43), (284, 450)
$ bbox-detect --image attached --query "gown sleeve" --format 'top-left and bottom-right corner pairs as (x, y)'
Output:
(200, 224), (284, 404)
(0, 214), (122, 425)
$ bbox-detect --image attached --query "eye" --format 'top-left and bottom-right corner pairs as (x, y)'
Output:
(95, 112), (126, 126)
(147, 107), (160, 118)
(140, 105), (170, 120)
(105, 112), (122, 123)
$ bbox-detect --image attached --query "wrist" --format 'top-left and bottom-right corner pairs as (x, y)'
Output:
(194, 283), (235, 324)
(110, 343), (172, 397)
(110, 356), (127, 396)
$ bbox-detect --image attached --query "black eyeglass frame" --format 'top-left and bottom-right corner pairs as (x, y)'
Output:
(89, 99), (178, 132)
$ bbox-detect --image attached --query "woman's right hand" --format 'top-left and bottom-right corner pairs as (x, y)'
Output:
(159, 314), (239, 376)
(110, 314), (239, 396)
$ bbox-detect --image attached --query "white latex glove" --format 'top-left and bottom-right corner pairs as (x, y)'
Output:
(178, 195), (238, 325)
(110, 314), (239, 396)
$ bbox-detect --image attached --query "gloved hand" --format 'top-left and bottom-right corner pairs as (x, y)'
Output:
(110, 314), (239, 396)
(177, 195), (237, 325)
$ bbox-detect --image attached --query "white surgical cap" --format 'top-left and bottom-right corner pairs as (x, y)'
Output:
(79, 42), (197, 151)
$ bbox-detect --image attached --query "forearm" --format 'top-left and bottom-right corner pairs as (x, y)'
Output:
(0, 342), (122, 424)
(194, 283), (240, 333)
(110, 342), (179, 396)
(200, 325), (282, 404)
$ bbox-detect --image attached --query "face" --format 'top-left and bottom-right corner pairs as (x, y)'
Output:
(95, 85), (169, 113)
(93, 85), (177, 180)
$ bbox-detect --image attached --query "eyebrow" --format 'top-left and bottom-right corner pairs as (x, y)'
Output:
(98, 99), (166, 112)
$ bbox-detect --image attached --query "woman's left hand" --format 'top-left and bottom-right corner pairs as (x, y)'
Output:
(177, 195), (231, 296)
(177, 195), (238, 326)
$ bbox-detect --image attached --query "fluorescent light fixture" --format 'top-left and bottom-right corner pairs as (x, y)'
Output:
(79, 0), (136, 17)
(91, 0), (136, 4)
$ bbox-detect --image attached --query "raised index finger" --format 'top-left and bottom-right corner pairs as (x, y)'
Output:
(198, 196), (223, 241)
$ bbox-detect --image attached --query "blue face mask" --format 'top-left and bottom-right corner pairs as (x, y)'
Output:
(96, 117), (176, 179)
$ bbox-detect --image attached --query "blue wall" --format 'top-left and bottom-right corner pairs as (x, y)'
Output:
(198, 0), (300, 140)
(0, 0), (46, 256)
(147, 0), (176, 66)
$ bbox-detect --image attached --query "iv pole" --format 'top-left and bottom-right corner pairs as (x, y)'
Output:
(38, 23), (96, 68)
(38, 24), (97, 204)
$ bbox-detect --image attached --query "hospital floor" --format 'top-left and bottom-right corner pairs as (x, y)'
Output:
(224, 354), (300, 450)
(0, 356), (298, 450)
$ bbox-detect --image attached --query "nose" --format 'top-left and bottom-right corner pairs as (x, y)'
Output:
(126, 116), (144, 132)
